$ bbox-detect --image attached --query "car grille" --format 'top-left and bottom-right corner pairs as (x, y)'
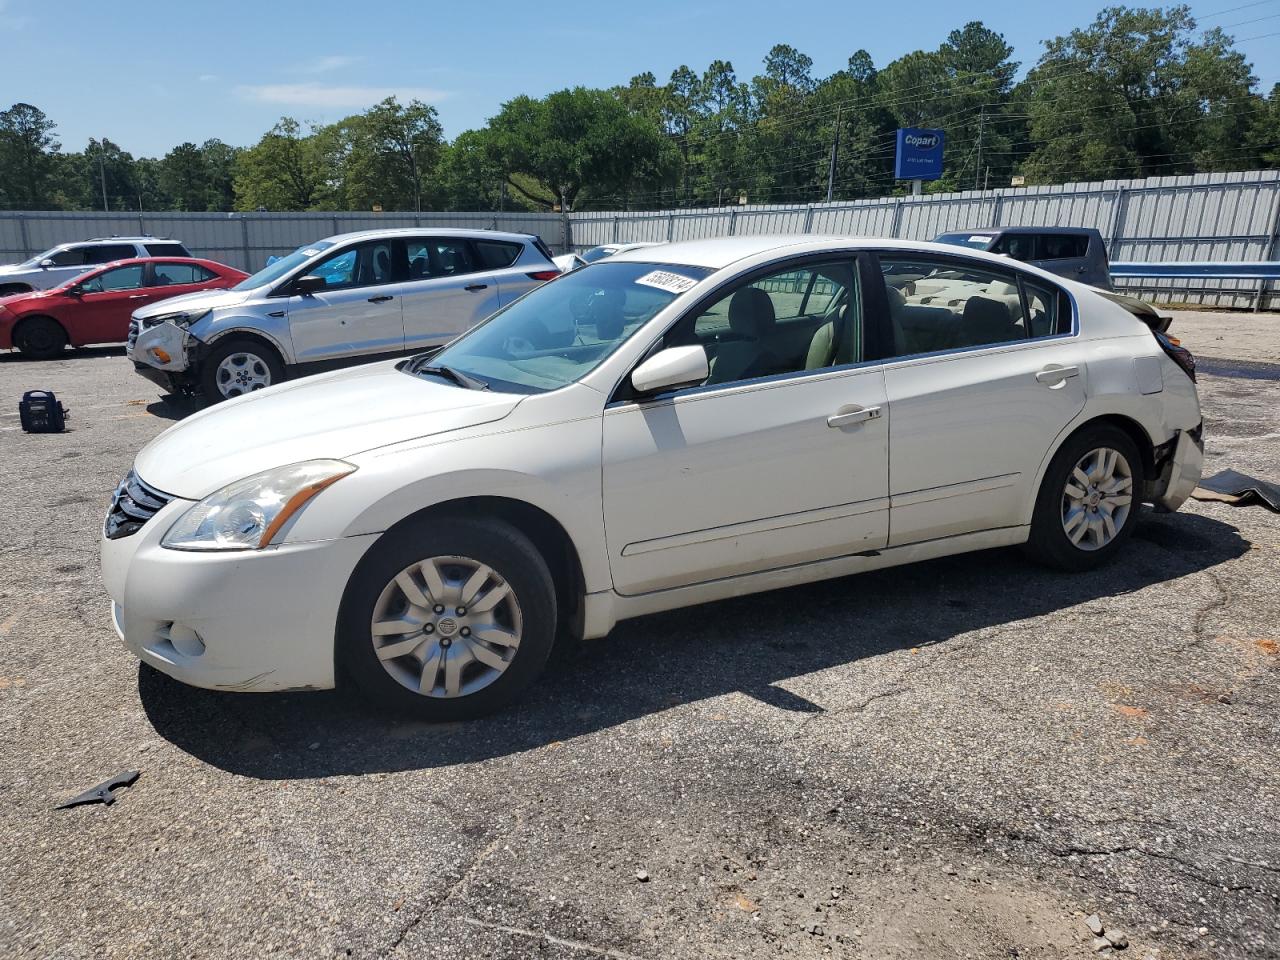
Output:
(105, 470), (174, 540)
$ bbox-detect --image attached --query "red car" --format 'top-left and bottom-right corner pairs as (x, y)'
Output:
(0, 257), (248, 359)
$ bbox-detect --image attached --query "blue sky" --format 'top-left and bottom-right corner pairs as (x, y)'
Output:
(1, 0), (1277, 158)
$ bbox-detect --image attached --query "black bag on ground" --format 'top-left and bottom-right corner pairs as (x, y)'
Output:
(18, 390), (68, 433)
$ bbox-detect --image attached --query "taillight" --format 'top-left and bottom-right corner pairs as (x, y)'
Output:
(1154, 331), (1195, 382)
(526, 270), (560, 282)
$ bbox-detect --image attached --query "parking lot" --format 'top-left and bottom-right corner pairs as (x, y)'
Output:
(0, 310), (1277, 959)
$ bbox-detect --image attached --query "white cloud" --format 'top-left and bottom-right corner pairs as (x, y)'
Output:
(198, 74), (218, 83)
(295, 55), (363, 74)
(236, 83), (449, 108)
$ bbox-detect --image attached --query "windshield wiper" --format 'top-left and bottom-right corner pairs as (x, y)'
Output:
(415, 363), (489, 391)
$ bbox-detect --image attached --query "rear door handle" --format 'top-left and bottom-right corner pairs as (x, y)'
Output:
(464, 283), (488, 292)
(1035, 365), (1079, 383)
(827, 405), (882, 428)
(367, 294), (394, 303)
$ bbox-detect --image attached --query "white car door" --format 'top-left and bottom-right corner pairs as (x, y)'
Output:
(401, 237), (502, 351)
(286, 239), (405, 364)
(602, 256), (890, 596)
(874, 253), (1088, 546)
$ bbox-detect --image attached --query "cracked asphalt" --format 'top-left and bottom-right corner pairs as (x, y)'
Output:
(1, 309), (1277, 959)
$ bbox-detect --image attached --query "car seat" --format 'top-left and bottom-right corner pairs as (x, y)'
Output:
(708, 288), (780, 383)
(960, 295), (1020, 346)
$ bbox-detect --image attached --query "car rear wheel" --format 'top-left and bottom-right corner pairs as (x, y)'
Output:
(13, 316), (68, 359)
(200, 338), (283, 403)
(1025, 424), (1144, 571)
(338, 516), (557, 720)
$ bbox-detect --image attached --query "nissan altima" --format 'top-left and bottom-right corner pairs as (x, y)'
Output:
(101, 236), (1203, 719)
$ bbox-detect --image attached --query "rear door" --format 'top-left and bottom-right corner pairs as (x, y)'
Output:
(1029, 234), (1094, 284)
(873, 252), (1087, 546)
(285, 239), (405, 364)
(71, 263), (151, 344)
(400, 237), (502, 350)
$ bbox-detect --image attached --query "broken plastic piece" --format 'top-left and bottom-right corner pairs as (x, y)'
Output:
(55, 770), (140, 810)
(1192, 470), (1280, 512)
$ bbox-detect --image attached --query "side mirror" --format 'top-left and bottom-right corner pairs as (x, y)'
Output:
(631, 345), (709, 395)
(292, 275), (327, 296)
(40, 258), (54, 269)
(65, 286), (82, 297)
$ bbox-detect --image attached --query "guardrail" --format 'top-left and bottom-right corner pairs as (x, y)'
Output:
(1110, 262), (1280, 280)
(1109, 261), (1279, 311)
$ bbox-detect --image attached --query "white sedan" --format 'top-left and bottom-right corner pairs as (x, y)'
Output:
(101, 236), (1204, 719)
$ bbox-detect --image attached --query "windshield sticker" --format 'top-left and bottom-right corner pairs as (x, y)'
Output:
(968, 236), (991, 243)
(299, 248), (321, 257)
(635, 270), (699, 294)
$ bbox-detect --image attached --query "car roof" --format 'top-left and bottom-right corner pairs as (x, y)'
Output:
(320, 228), (537, 245)
(70, 236), (181, 244)
(946, 226), (1101, 237)
(607, 235), (1071, 270)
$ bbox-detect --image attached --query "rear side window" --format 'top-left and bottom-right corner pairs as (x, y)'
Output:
(145, 242), (191, 257)
(879, 255), (1027, 355)
(405, 238), (478, 278)
(1022, 278), (1066, 337)
(85, 244), (137, 264)
(152, 262), (216, 286)
(1035, 235), (1088, 260)
(474, 240), (523, 269)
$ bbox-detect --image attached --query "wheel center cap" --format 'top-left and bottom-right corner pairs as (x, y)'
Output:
(437, 617), (459, 637)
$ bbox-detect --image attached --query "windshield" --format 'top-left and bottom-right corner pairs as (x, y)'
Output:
(933, 232), (997, 251)
(580, 246), (616, 263)
(420, 261), (711, 394)
(233, 240), (334, 290)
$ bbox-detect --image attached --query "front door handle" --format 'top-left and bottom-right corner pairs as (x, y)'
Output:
(367, 294), (394, 303)
(128, 294), (148, 299)
(827, 405), (882, 428)
(464, 283), (488, 292)
(1035, 365), (1079, 384)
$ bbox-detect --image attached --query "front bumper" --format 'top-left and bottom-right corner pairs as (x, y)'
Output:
(1154, 422), (1204, 512)
(102, 497), (379, 692)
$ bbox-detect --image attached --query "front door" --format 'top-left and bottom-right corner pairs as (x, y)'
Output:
(602, 256), (890, 596)
(873, 253), (1088, 546)
(72, 263), (151, 344)
(286, 239), (405, 364)
(401, 237), (502, 350)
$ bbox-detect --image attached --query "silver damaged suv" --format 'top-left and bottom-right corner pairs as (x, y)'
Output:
(128, 229), (561, 402)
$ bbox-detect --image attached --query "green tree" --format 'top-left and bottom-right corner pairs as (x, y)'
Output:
(342, 97), (445, 211)
(159, 142), (207, 210)
(0, 102), (59, 209)
(233, 118), (330, 210)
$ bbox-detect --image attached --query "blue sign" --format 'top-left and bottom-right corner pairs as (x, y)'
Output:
(894, 128), (945, 181)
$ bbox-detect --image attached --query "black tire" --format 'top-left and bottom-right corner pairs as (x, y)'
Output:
(13, 316), (68, 359)
(337, 516), (558, 720)
(199, 337), (284, 403)
(1025, 423), (1145, 572)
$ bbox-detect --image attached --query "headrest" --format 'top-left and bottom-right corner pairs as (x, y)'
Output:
(728, 287), (776, 337)
(589, 288), (627, 340)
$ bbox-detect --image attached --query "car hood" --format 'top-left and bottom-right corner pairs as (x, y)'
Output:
(134, 360), (524, 499)
(0, 263), (37, 277)
(133, 286), (256, 319)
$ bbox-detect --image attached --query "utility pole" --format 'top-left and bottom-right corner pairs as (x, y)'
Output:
(98, 139), (109, 212)
(825, 104), (842, 203)
(974, 109), (985, 192)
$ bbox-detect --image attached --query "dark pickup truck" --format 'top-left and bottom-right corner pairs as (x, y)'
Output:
(933, 226), (1171, 332)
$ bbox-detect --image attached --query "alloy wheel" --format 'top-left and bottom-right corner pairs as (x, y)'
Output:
(215, 352), (272, 397)
(370, 555), (523, 698)
(1061, 446), (1133, 551)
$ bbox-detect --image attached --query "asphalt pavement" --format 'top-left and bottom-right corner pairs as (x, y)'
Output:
(0, 310), (1277, 959)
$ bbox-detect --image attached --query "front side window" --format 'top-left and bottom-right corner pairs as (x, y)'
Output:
(421, 261), (710, 394)
(79, 264), (145, 293)
(46, 247), (89, 267)
(305, 240), (395, 291)
(669, 260), (861, 386)
(989, 234), (1034, 261)
(879, 255), (1028, 356)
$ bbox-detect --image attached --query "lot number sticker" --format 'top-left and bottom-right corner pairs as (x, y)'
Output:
(635, 270), (698, 294)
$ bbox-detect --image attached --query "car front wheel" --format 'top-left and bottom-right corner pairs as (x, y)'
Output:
(1026, 424), (1144, 571)
(13, 316), (68, 359)
(200, 338), (284, 403)
(338, 517), (557, 719)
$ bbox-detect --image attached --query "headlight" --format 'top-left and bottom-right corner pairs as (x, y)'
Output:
(161, 460), (356, 551)
(141, 308), (211, 330)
